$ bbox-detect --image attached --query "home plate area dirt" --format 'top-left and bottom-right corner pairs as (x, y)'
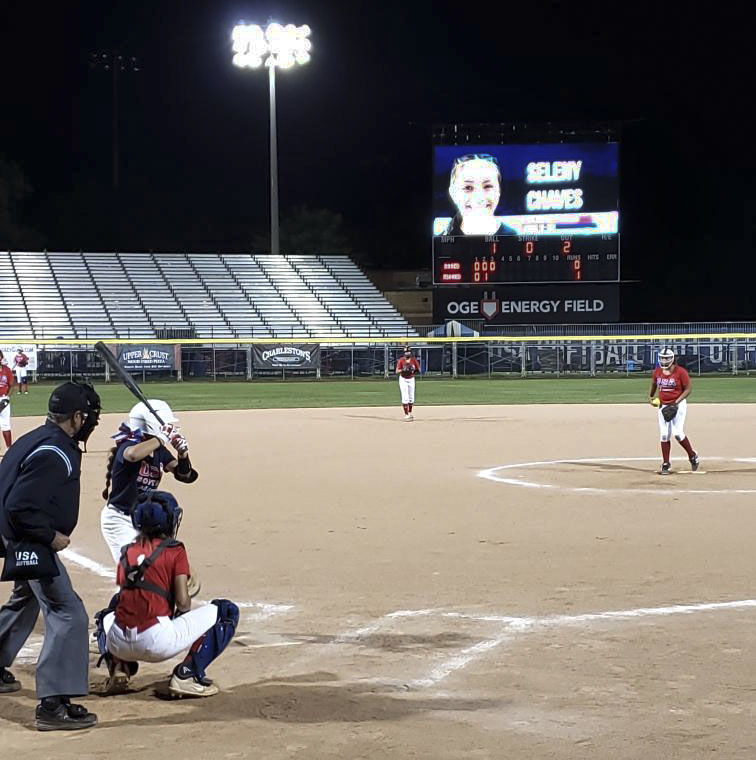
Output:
(3, 403), (756, 759)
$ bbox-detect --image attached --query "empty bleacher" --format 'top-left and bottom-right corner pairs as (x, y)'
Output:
(0, 252), (417, 340)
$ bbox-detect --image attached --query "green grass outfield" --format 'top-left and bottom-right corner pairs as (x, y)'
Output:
(7, 375), (756, 417)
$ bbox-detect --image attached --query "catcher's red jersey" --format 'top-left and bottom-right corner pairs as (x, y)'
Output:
(653, 365), (690, 405)
(397, 357), (420, 378)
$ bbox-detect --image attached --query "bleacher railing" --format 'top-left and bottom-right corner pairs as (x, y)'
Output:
(5, 323), (756, 381)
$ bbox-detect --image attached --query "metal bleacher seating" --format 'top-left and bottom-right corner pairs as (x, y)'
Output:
(2, 252), (416, 340)
(0, 251), (33, 339)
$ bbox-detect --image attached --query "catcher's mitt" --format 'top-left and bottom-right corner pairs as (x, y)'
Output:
(661, 403), (678, 422)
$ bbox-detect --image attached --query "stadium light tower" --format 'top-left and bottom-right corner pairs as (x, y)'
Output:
(232, 22), (312, 256)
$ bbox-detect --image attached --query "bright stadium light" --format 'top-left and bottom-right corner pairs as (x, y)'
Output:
(232, 21), (312, 255)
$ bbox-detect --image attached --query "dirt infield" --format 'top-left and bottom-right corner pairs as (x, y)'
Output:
(2, 403), (756, 758)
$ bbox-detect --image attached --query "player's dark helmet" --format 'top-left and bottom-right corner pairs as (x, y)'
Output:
(132, 491), (183, 538)
(658, 348), (674, 369)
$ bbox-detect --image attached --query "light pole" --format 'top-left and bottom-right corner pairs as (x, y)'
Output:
(232, 22), (311, 256)
(89, 52), (140, 190)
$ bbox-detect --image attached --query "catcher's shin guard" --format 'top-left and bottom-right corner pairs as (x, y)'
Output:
(185, 599), (239, 680)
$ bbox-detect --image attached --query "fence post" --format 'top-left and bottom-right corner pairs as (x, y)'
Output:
(590, 342), (597, 377)
(697, 339), (701, 376)
(452, 341), (458, 379)
(69, 346), (73, 381)
(246, 346), (253, 381)
(383, 344), (389, 379)
(520, 344), (527, 377)
(350, 346), (354, 380)
(487, 341), (492, 378)
(212, 347), (217, 381)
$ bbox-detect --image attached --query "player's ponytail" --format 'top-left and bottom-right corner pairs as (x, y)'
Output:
(102, 445), (117, 500)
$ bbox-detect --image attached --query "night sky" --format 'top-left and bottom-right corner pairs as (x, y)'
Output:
(1, 1), (752, 320)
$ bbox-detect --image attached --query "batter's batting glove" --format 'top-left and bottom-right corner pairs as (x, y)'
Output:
(0, 397), (9, 413)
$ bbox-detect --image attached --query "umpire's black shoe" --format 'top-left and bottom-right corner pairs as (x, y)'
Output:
(35, 701), (98, 731)
(690, 453), (700, 472)
(0, 667), (21, 693)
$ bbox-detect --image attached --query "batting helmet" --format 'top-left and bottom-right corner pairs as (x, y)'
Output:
(131, 491), (183, 538)
(658, 348), (674, 369)
(128, 400), (177, 438)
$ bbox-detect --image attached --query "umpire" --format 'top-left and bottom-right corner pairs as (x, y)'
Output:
(0, 381), (101, 731)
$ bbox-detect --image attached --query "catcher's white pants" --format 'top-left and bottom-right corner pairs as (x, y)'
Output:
(14, 368), (27, 383)
(658, 399), (688, 441)
(104, 604), (218, 663)
(101, 504), (138, 566)
(399, 376), (415, 404)
(0, 397), (10, 432)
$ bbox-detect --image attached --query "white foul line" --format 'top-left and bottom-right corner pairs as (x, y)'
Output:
(478, 456), (756, 495)
(405, 598), (756, 687)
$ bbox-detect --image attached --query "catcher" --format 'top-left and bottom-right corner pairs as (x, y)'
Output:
(649, 348), (699, 475)
(93, 491), (238, 697)
(396, 346), (421, 421)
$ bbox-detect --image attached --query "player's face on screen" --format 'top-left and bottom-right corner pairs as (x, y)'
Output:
(449, 158), (501, 220)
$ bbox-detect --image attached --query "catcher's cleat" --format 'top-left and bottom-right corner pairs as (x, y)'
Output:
(168, 671), (218, 698)
(660, 462), (671, 475)
(0, 667), (21, 693)
(689, 453), (700, 472)
(103, 658), (137, 695)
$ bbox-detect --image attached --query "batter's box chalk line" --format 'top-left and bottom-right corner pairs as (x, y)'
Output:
(478, 456), (756, 495)
(363, 599), (756, 689)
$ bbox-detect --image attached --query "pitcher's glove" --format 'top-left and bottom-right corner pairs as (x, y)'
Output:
(661, 403), (678, 422)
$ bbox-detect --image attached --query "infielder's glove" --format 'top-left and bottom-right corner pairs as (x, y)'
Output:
(187, 574), (201, 598)
(661, 403), (678, 422)
(0, 397), (9, 413)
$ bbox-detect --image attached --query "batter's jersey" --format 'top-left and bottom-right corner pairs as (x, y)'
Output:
(653, 364), (690, 405)
(397, 357), (421, 378)
(115, 538), (190, 632)
(107, 440), (176, 514)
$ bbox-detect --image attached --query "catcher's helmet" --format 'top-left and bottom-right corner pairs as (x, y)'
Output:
(128, 400), (177, 438)
(132, 491), (183, 537)
(658, 348), (674, 369)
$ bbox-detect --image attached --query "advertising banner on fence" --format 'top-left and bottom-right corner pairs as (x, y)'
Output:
(0, 344), (38, 371)
(253, 344), (321, 369)
(433, 284), (620, 324)
(117, 345), (175, 371)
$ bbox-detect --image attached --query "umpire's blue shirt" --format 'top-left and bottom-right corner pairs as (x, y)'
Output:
(0, 420), (82, 547)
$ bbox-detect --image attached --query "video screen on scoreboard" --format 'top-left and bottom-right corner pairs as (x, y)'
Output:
(433, 142), (620, 284)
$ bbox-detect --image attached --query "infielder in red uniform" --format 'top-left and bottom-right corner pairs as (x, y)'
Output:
(396, 347), (421, 421)
(649, 348), (699, 475)
(0, 359), (15, 450)
(13, 349), (29, 395)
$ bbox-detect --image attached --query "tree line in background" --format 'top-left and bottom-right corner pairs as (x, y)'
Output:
(0, 154), (365, 262)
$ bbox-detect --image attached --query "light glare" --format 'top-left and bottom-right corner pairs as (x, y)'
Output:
(232, 21), (312, 69)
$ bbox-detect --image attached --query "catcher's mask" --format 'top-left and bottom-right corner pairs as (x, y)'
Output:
(658, 348), (674, 369)
(132, 491), (183, 538)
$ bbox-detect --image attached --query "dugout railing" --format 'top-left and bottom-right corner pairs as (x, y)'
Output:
(9, 330), (756, 382)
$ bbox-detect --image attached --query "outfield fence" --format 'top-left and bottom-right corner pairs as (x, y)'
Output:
(6, 325), (756, 382)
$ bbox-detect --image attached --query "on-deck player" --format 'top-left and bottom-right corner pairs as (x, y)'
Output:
(649, 347), (699, 475)
(94, 491), (239, 698)
(396, 346), (421, 421)
(0, 359), (15, 451)
(13, 349), (29, 395)
(100, 400), (198, 564)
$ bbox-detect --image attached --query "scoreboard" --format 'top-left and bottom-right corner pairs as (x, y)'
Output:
(433, 233), (619, 284)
